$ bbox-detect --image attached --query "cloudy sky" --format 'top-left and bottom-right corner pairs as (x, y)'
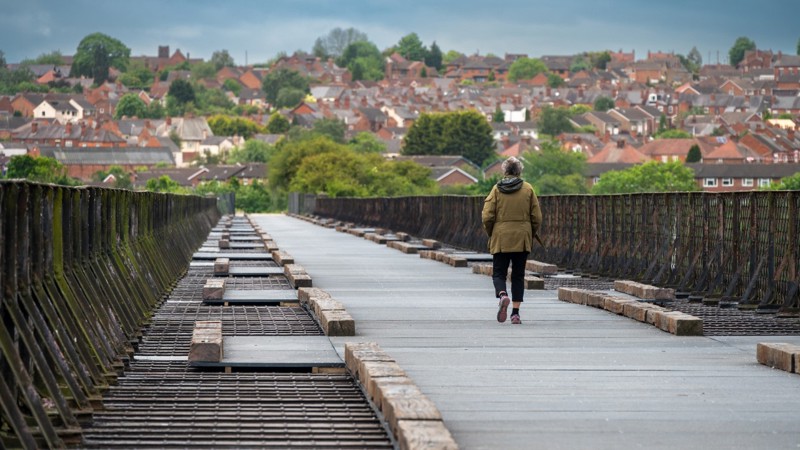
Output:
(2, 0), (798, 65)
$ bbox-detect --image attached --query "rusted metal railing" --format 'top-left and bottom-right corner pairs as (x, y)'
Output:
(0, 181), (219, 449)
(314, 192), (800, 315)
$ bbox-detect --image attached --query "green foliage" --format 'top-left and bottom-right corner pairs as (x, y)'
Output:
(462, 174), (501, 196)
(92, 165), (132, 189)
(591, 161), (699, 194)
(658, 114), (668, 133)
(207, 115), (262, 139)
(168, 79), (196, 104)
(114, 93), (147, 119)
(538, 106), (575, 136)
(145, 175), (189, 193)
(266, 112), (291, 134)
(771, 172), (800, 190)
(223, 78), (242, 96)
(0, 50), (5, 68)
(570, 55), (591, 73)
(147, 101), (165, 119)
(5, 155), (76, 185)
(402, 110), (495, 166)
(193, 85), (236, 114)
(289, 148), (436, 197)
(547, 73), (564, 88)
(262, 68), (310, 106)
(593, 96), (615, 112)
(71, 32), (130, 84)
(269, 136), (346, 192)
(425, 41), (443, 71)
(442, 50), (463, 65)
(190, 61), (217, 80)
(275, 88), (306, 109)
(492, 106), (505, 123)
(169, 130), (182, 148)
(211, 49), (235, 70)
(508, 57), (547, 82)
(227, 139), (276, 163)
(778, 112), (795, 120)
(684, 46), (703, 74)
(396, 33), (427, 61)
(118, 59), (154, 89)
(312, 118), (347, 143)
(236, 180), (272, 212)
(686, 144), (702, 163)
(656, 129), (692, 139)
(27, 50), (65, 65)
(522, 140), (588, 195)
(312, 27), (369, 59)
(337, 41), (384, 81)
(0, 64), (36, 95)
(729, 36), (756, 67)
(349, 132), (386, 153)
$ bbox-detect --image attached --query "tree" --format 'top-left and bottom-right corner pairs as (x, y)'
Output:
(425, 41), (443, 71)
(145, 175), (188, 193)
(210, 49), (235, 70)
(798, 37), (800, 56)
(492, 106), (505, 123)
(508, 57), (547, 82)
(658, 114), (668, 133)
(547, 73), (564, 88)
(522, 140), (588, 195)
(207, 115), (261, 138)
(235, 180), (272, 212)
(591, 161), (699, 194)
(686, 144), (702, 163)
(92, 165), (132, 189)
(349, 132), (386, 154)
(228, 139), (276, 163)
(266, 112), (291, 134)
(593, 96), (615, 112)
(223, 78), (242, 96)
(687, 46), (703, 71)
(269, 136), (345, 192)
(402, 110), (495, 166)
(729, 36), (756, 67)
(337, 41), (384, 81)
(442, 50), (463, 65)
(71, 32), (130, 84)
(772, 172), (800, 190)
(312, 118), (347, 143)
(312, 27), (369, 59)
(656, 129), (692, 139)
(538, 106), (575, 136)
(396, 33), (427, 61)
(114, 93), (147, 119)
(26, 50), (65, 66)
(0, 50), (6, 68)
(5, 155), (75, 185)
(190, 61), (217, 80)
(261, 68), (309, 106)
(275, 88), (305, 109)
(168, 78), (195, 104)
(118, 59), (153, 89)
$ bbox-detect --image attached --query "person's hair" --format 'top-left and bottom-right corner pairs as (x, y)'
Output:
(502, 156), (523, 176)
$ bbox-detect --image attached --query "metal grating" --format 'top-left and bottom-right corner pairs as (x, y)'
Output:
(669, 300), (800, 336)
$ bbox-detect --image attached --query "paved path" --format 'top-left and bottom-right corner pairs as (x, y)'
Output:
(252, 214), (800, 450)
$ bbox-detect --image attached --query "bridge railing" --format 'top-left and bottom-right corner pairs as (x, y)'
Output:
(314, 191), (799, 314)
(0, 181), (219, 449)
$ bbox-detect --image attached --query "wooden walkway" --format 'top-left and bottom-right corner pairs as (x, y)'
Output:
(252, 214), (800, 450)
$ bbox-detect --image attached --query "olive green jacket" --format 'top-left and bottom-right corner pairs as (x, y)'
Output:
(481, 179), (542, 254)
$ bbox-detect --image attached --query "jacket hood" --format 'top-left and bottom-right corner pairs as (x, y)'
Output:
(497, 177), (523, 194)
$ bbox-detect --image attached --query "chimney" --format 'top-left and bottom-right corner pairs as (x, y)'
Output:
(166, 116), (172, 126)
(710, 93), (716, 102)
(617, 139), (625, 148)
(31, 122), (38, 134)
(144, 119), (151, 129)
(344, 96), (350, 109)
(788, 128), (795, 141)
(65, 122), (73, 135)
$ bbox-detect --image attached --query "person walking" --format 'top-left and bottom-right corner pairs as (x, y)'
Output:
(481, 156), (542, 324)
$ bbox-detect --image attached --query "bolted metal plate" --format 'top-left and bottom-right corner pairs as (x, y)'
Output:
(193, 252), (273, 260)
(190, 336), (343, 368)
(228, 266), (285, 277)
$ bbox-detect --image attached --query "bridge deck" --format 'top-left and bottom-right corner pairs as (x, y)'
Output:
(253, 213), (800, 450)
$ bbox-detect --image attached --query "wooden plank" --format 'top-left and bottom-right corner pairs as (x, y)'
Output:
(189, 336), (343, 368)
(202, 289), (297, 305)
(188, 321), (223, 363)
(227, 266), (285, 277)
(193, 252), (273, 260)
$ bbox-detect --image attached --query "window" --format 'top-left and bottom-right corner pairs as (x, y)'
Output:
(672, 155), (679, 162)
(593, 177), (600, 184)
(722, 178), (733, 187)
(742, 178), (754, 187)
(703, 178), (718, 187)
(758, 178), (771, 187)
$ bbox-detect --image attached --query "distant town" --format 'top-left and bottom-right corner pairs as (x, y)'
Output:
(1, 31), (799, 201)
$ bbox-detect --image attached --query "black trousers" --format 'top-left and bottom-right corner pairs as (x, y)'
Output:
(492, 251), (529, 302)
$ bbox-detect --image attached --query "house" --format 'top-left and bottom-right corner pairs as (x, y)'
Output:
(36, 146), (175, 180)
(587, 139), (649, 163)
(154, 117), (214, 166)
(638, 138), (699, 162)
(430, 167), (478, 186)
(14, 121), (126, 148)
(688, 163), (800, 191)
(11, 93), (45, 117)
(608, 108), (653, 136)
